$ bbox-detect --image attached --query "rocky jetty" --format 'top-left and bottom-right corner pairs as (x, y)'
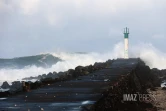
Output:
(22, 60), (114, 92)
(0, 58), (165, 111)
(0, 59), (114, 97)
(0, 81), (23, 97)
(10, 81), (23, 93)
(90, 59), (161, 111)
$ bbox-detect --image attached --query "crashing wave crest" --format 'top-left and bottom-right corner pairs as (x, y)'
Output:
(0, 42), (166, 82)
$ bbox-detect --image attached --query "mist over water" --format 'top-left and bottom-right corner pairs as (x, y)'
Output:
(130, 43), (166, 69)
(0, 42), (166, 82)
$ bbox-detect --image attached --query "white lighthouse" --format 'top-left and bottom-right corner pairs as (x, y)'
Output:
(124, 27), (129, 59)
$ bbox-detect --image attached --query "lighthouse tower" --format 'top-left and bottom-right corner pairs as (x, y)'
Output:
(124, 27), (129, 59)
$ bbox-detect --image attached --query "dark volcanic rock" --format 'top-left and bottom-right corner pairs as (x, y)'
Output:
(86, 65), (93, 73)
(67, 69), (75, 75)
(38, 75), (42, 79)
(90, 59), (159, 111)
(53, 71), (58, 75)
(41, 74), (47, 78)
(0, 58), (161, 110)
(151, 68), (166, 83)
(1, 81), (10, 89)
(30, 81), (41, 89)
(23, 82), (31, 92)
(75, 66), (84, 73)
(74, 66), (90, 76)
(57, 72), (66, 79)
(94, 62), (105, 69)
(47, 72), (53, 78)
(10, 81), (23, 93)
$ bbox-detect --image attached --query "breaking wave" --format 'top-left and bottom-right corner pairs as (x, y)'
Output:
(0, 54), (61, 69)
(0, 42), (166, 82)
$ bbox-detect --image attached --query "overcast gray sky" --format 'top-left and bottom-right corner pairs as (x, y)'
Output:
(0, 0), (166, 58)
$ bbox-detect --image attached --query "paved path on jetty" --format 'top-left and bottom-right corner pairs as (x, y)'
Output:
(0, 59), (138, 111)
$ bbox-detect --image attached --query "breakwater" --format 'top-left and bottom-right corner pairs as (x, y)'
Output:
(91, 59), (161, 111)
(0, 58), (162, 111)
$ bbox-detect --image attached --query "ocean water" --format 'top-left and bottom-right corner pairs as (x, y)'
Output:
(0, 42), (166, 83)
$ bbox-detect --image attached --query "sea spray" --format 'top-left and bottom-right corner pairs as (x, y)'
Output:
(0, 42), (166, 82)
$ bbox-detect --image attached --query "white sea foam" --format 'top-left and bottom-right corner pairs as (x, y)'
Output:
(130, 43), (166, 69)
(0, 42), (166, 83)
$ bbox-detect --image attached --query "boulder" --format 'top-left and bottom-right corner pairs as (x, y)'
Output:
(94, 62), (105, 68)
(75, 66), (84, 73)
(86, 65), (93, 73)
(10, 81), (22, 93)
(41, 77), (54, 84)
(105, 59), (113, 67)
(30, 81), (41, 89)
(57, 71), (68, 80)
(82, 71), (89, 75)
(38, 75), (42, 79)
(23, 82), (31, 92)
(53, 71), (57, 75)
(41, 74), (47, 78)
(57, 72), (65, 76)
(52, 71), (59, 79)
(68, 69), (75, 75)
(47, 72), (54, 78)
(1, 81), (10, 89)
(75, 66), (90, 76)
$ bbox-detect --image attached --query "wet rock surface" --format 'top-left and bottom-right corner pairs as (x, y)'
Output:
(0, 60), (114, 97)
(90, 59), (160, 111)
(0, 58), (162, 111)
(1, 81), (10, 89)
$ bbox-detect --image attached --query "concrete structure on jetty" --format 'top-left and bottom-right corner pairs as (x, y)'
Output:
(0, 58), (160, 111)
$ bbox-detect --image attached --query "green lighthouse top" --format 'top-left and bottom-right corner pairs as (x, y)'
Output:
(124, 27), (129, 38)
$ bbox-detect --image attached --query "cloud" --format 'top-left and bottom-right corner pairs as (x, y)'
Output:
(0, 0), (166, 57)
(1, 0), (153, 24)
(0, 0), (14, 13)
(1, 0), (165, 27)
(19, 0), (40, 15)
(152, 34), (165, 39)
